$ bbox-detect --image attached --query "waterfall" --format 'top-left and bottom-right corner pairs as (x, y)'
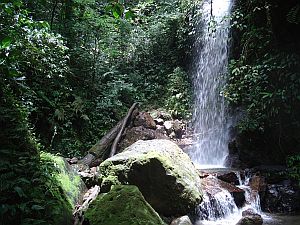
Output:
(190, 0), (233, 168)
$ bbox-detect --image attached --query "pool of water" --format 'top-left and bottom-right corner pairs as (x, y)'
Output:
(196, 213), (300, 225)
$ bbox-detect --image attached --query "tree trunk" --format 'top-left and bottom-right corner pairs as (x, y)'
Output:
(78, 103), (138, 166)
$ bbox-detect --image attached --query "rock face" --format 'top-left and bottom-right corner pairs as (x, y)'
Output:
(85, 185), (166, 225)
(100, 140), (203, 216)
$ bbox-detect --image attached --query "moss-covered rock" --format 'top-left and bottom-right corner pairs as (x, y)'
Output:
(85, 185), (166, 225)
(100, 139), (203, 216)
(40, 152), (87, 224)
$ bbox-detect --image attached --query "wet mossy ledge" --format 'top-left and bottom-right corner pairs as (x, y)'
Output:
(85, 185), (166, 225)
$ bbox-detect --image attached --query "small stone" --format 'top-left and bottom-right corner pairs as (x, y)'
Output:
(164, 121), (174, 133)
(154, 118), (164, 125)
(170, 215), (192, 225)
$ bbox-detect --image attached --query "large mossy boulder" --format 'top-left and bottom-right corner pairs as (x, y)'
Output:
(100, 140), (203, 216)
(40, 153), (87, 224)
(85, 185), (166, 225)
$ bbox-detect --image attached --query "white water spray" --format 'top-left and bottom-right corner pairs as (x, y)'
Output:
(190, 0), (233, 168)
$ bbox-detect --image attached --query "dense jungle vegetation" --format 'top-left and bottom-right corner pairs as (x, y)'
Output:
(227, 0), (300, 171)
(0, 0), (195, 224)
(1, 0), (300, 224)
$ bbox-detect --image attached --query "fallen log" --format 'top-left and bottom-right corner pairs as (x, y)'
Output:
(78, 103), (138, 166)
(110, 102), (138, 157)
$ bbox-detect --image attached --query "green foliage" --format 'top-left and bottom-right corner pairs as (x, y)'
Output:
(20, 0), (195, 156)
(226, 0), (300, 163)
(287, 3), (300, 24)
(0, 86), (72, 225)
(2, 0), (195, 157)
(225, 53), (300, 131)
(287, 154), (300, 186)
(165, 67), (191, 118)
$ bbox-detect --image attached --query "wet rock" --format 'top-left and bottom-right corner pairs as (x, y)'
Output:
(67, 157), (78, 164)
(242, 208), (256, 217)
(134, 112), (156, 129)
(217, 171), (240, 185)
(170, 215), (192, 225)
(149, 109), (172, 120)
(263, 182), (300, 213)
(118, 126), (168, 150)
(85, 185), (166, 225)
(236, 213), (263, 225)
(201, 176), (245, 208)
(249, 175), (266, 193)
(250, 166), (288, 184)
(100, 140), (203, 216)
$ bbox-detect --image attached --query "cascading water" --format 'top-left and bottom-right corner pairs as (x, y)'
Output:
(190, 0), (233, 168)
(195, 171), (268, 225)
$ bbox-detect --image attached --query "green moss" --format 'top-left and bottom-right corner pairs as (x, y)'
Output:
(98, 140), (203, 216)
(39, 152), (86, 225)
(40, 152), (85, 208)
(85, 185), (166, 225)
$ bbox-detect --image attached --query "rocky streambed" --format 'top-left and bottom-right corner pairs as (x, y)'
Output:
(52, 110), (300, 225)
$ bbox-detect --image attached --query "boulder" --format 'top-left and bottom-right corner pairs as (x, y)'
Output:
(170, 215), (193, 225)
(99, 140), (203, 216)
(241, 208), (257, 217)
(149, 109), (172, 120)
(133, 111), (156, 129)
(85, 185), (166, 225)
(118, 126), (168, 150)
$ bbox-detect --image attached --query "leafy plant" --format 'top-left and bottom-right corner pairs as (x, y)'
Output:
(287, 154), (300, 185)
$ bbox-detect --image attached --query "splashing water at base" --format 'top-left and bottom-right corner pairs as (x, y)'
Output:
(195, 171), (272, 225)
(189, 0), (233, 169)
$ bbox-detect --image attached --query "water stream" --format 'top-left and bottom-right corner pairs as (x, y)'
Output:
(190, 0), (233, 169)
(195, 171), (270, 225)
